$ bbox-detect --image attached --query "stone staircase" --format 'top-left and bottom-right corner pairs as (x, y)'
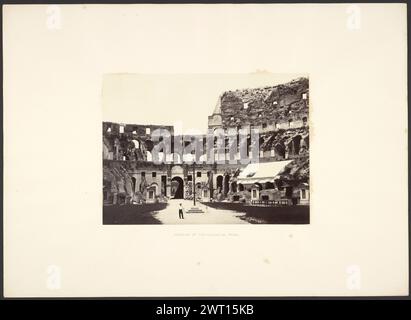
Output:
(186, 207), (204, 214)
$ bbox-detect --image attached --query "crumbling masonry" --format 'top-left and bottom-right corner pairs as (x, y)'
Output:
(103, 77), (309, 206)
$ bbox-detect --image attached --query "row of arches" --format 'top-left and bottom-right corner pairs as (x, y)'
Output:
(127, 173), (280, 201)
(216, 175), (230, 196)
(167, 174), (233, 200)
(110, 135), (308, 163)
(271, 134), (308, 159)
(228, 181), (275, 193)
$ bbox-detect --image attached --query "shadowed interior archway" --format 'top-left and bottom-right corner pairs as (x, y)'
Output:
(216, 175), (223, 194)
(171, 176), (184, 199)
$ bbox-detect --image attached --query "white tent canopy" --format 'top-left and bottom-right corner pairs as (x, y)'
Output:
(237, 160), (293, 184)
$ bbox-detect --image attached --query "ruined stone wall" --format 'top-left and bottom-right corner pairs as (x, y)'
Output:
(103, 122), (174, 161)
(208, 77), (309, 129)
(103, 122), (173, 136)
(259, 127), (309, 160)
(279, 156), (309, 181)
(103, 159), (242, 204)
(103, 122), (309, 164)
(103, 76), (310, 204)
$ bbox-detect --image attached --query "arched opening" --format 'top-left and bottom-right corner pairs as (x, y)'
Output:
(254, 183), (263, 190)
(171, 177), (184, 199)
(274, 143), (286, 159)
(231, 181), (237, 193)
(238, 183), (244, 192)
(150, 182), (158, 191)
(246, 136), (251, 156)
(156, 152), (165, 163)
(251, 183), (262, 200)
(302, 117), (307, 126)
(216, 175), (223, 194)
(131, 177), (137, 193)
(165, 153), (174, 163)
(199, 154), (207, 163)
(274, 179), (283, 190)
(147, 183), (158, 200)
(144, 139), (154, 152)
(161, 175), (167, 196)
(132, 139), (140, 149)
(285, 140), (293, 159)
(223, 175), (230, 196)
(265, 182), (275, 189)
(293, 135), (302, 155)
(196, 182), (202, 197)
(103, 179), (111, 201)
(173, 153), (182, 164)
(304, 136), (309, 149)
(146, 151), (152, 161)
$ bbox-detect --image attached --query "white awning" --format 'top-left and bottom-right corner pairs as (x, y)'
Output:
(237, 160), (293, 184)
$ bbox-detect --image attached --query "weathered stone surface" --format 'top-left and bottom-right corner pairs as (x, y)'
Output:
(208, 77), (309, 129)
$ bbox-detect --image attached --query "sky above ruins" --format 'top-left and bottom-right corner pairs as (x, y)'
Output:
(102, 73), (307, 133)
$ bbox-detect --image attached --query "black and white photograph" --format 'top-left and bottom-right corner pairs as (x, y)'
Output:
(102, 75), (309, 224)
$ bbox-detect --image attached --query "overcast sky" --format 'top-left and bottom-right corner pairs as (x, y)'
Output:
(102, 73), (306, 133)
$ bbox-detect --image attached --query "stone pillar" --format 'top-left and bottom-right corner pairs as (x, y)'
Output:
(212, 174), (218, 197)
(166, 177), (172, 199)
(223, 175), (229, 195)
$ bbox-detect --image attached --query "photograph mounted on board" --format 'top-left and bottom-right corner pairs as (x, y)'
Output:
(102, 74), (310, 224)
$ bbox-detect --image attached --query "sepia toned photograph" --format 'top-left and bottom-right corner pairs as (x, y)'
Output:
(102, 74), (310, 224)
